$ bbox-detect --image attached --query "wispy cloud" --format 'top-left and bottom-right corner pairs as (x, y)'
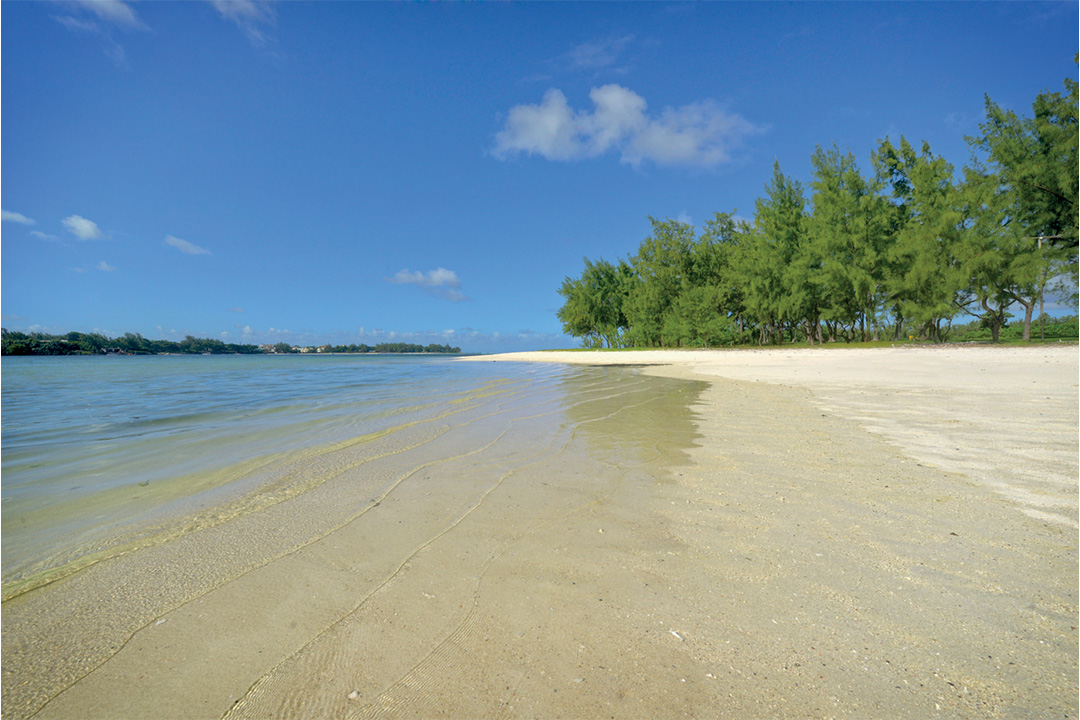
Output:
(388, 268), (469, 302)
(209, 0), (276, 46)
(96, 260), (117, 272)
(2, 209), (36, 225)
(68, 0), (145, 28)
(492, 85), (764, 168)
(62, 215), (104, 240)
(54, 0), (145, 63)
(31, 230), (60, 241)
(562, 35), (635, 72)
(164, 235), (211, 255)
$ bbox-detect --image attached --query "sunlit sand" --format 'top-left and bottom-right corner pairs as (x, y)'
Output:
(5, 346), (1076, 719)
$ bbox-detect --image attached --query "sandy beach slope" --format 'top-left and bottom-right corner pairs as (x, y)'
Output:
(466, 345), (1079, 528)
(4, 345), (1075, 719)
(462, 345), (1078, 716)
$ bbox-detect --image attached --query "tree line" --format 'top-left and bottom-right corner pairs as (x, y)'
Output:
(1, 330), (263, 356)
(273, 342), (462, 354)
(1, 330), (461, 356)
(558, 62), (1078, 348)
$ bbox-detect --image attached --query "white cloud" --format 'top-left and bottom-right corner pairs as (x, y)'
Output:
(96, 260), (117, 272)
(581, 84), (648, 155)
(164, 235), (211, 255)
(493, 84), (764, 168)
(209, 0), (275, 45)
(493, 89), (583, 162)
(31, 230), (60, 242)
(55, 1), (145, 63)
(69, 0), (144, 28)
(62, 215), (103, 240)
(389, 267), (469, 302)
(2, 210), (36, 225)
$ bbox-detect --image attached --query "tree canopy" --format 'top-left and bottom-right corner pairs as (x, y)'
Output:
(557, 63), (1079, 347)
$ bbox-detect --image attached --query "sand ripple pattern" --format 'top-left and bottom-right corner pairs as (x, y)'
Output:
(4, 365), (700, 720)
(223, 371), (673, 719)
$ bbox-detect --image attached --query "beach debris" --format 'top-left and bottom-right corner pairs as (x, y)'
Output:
(670, 630), (683, 641)
(348, 691), (360, 700)
(155, 618), (167, 626)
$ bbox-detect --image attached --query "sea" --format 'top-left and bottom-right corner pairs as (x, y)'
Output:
(0, 353), (703, 603)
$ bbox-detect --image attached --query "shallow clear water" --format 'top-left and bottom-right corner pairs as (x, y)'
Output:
(1, 353), (712, 719)
(0, 354), (560, 586)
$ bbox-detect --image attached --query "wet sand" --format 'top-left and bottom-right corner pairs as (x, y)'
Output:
(465, 345), (1079, 717)
(3, 346), (1076, 719)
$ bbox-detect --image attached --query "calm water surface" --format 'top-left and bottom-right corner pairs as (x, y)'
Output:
(0, 354), (551, 586)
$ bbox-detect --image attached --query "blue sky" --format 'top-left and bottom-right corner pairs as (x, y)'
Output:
(2, 1), (1076, 353)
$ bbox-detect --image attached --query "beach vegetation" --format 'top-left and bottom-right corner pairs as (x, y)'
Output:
(557, 61), (1078, 347)
(0, 330), (462, 356)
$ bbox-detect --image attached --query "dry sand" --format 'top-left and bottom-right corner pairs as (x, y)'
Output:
(461, 345), (1079, 717)
(4, 345), (1076, 719)
(474, 345), (1079, 529)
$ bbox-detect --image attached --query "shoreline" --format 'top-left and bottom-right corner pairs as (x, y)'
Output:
(459, 345), (1079, 716)
(462, 345), (1080, 527)
(5, 347), (1076, 718)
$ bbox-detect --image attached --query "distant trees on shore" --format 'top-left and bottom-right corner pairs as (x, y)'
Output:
(559, 61), (1078, 348)
(0, 330), (461, 356)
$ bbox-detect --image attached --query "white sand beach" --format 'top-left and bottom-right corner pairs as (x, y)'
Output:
(4, 345), (1076, 719)
(467, 345), (1080, 528)
(459, 345), (1079, 717)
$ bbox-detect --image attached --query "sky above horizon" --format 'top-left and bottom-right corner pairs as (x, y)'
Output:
(2, 1), (1077, 353)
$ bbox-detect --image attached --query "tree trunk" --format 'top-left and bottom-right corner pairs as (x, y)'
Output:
(1018, 298), (1036, 342)
(980, 297), (1006, 342)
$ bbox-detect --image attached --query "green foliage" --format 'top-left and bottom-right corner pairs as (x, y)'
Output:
(874, 137), (968, 342)
(0, 329), (262, 356)
(962, 60), (1080, 336)
(952, 314), (1079, 342)
(752, 162), (816, 343)
(624, 218), (698, 347)
(370, 343), (461, 353)
(555, 57), (1078, 348)
(809, 145), (892, 341)
(968, 59), (1078, 254)
(0, 330), (461, 356)
(557, 257), (630, 348)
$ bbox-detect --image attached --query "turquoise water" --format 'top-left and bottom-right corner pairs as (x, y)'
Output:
(0, 354), (562, 588)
